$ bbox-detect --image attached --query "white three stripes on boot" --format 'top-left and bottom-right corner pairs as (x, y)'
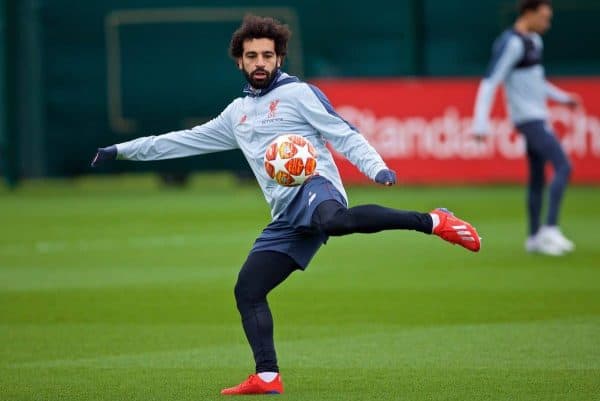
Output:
(452, 225), (475, 242)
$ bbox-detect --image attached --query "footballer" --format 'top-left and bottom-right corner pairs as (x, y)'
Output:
(92, 14), (481, 395)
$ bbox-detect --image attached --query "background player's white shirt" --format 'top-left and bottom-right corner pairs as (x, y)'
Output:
(472, 29), (571, 134)
(115, 72), (388, 219)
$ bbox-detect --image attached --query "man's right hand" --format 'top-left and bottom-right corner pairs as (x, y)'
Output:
(91, 145), (117, 167)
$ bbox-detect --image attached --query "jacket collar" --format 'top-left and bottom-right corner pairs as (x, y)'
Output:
(243, 70), (299, 97)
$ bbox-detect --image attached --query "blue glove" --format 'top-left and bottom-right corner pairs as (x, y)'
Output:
(91, 145), (117, 167)
(375, 168), (397, 186)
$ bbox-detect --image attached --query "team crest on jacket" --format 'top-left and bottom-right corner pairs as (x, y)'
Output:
(268, 100), (280, 118)
(260, 99), (284, 125)
(239, 114), (247, 124)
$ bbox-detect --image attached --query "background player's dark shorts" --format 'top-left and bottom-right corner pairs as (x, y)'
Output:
(250, 176), (347, 269)
(516, 119), (571, 167)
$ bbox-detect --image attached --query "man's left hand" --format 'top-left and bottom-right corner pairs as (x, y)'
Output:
(565, 93), (583, 109)
(375, 169), (397, 186)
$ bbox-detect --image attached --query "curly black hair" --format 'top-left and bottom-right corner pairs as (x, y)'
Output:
(229, 15), (292, 59)
(519, 0), (552, 15)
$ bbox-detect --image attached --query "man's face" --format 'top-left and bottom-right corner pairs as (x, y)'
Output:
(238, 38), (282, 89)
(529, 4), (553, 34)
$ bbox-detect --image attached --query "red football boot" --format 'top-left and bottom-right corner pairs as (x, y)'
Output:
(430, 208), (481, 252)
(220, 374), (284, 395)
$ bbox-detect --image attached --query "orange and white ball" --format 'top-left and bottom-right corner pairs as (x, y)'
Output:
(264, 134), (318, 186)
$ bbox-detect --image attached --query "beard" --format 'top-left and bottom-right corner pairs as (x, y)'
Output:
(243, 67), (277, 89)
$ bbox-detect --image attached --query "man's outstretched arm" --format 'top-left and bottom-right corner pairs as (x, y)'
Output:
(91, 103), (238, 167)
(296, 84), (396, 186)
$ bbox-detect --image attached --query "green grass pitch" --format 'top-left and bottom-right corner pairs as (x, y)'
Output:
(1, 175), (599, 400)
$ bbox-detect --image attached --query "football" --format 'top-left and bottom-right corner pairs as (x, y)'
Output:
(264, 134), (318, 186)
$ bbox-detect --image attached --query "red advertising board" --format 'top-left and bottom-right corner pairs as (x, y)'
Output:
(311, 78), (600, 184)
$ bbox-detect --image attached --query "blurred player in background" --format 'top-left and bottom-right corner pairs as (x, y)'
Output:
(472, 0), (582, 256)
(92, 15), (480, 395)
